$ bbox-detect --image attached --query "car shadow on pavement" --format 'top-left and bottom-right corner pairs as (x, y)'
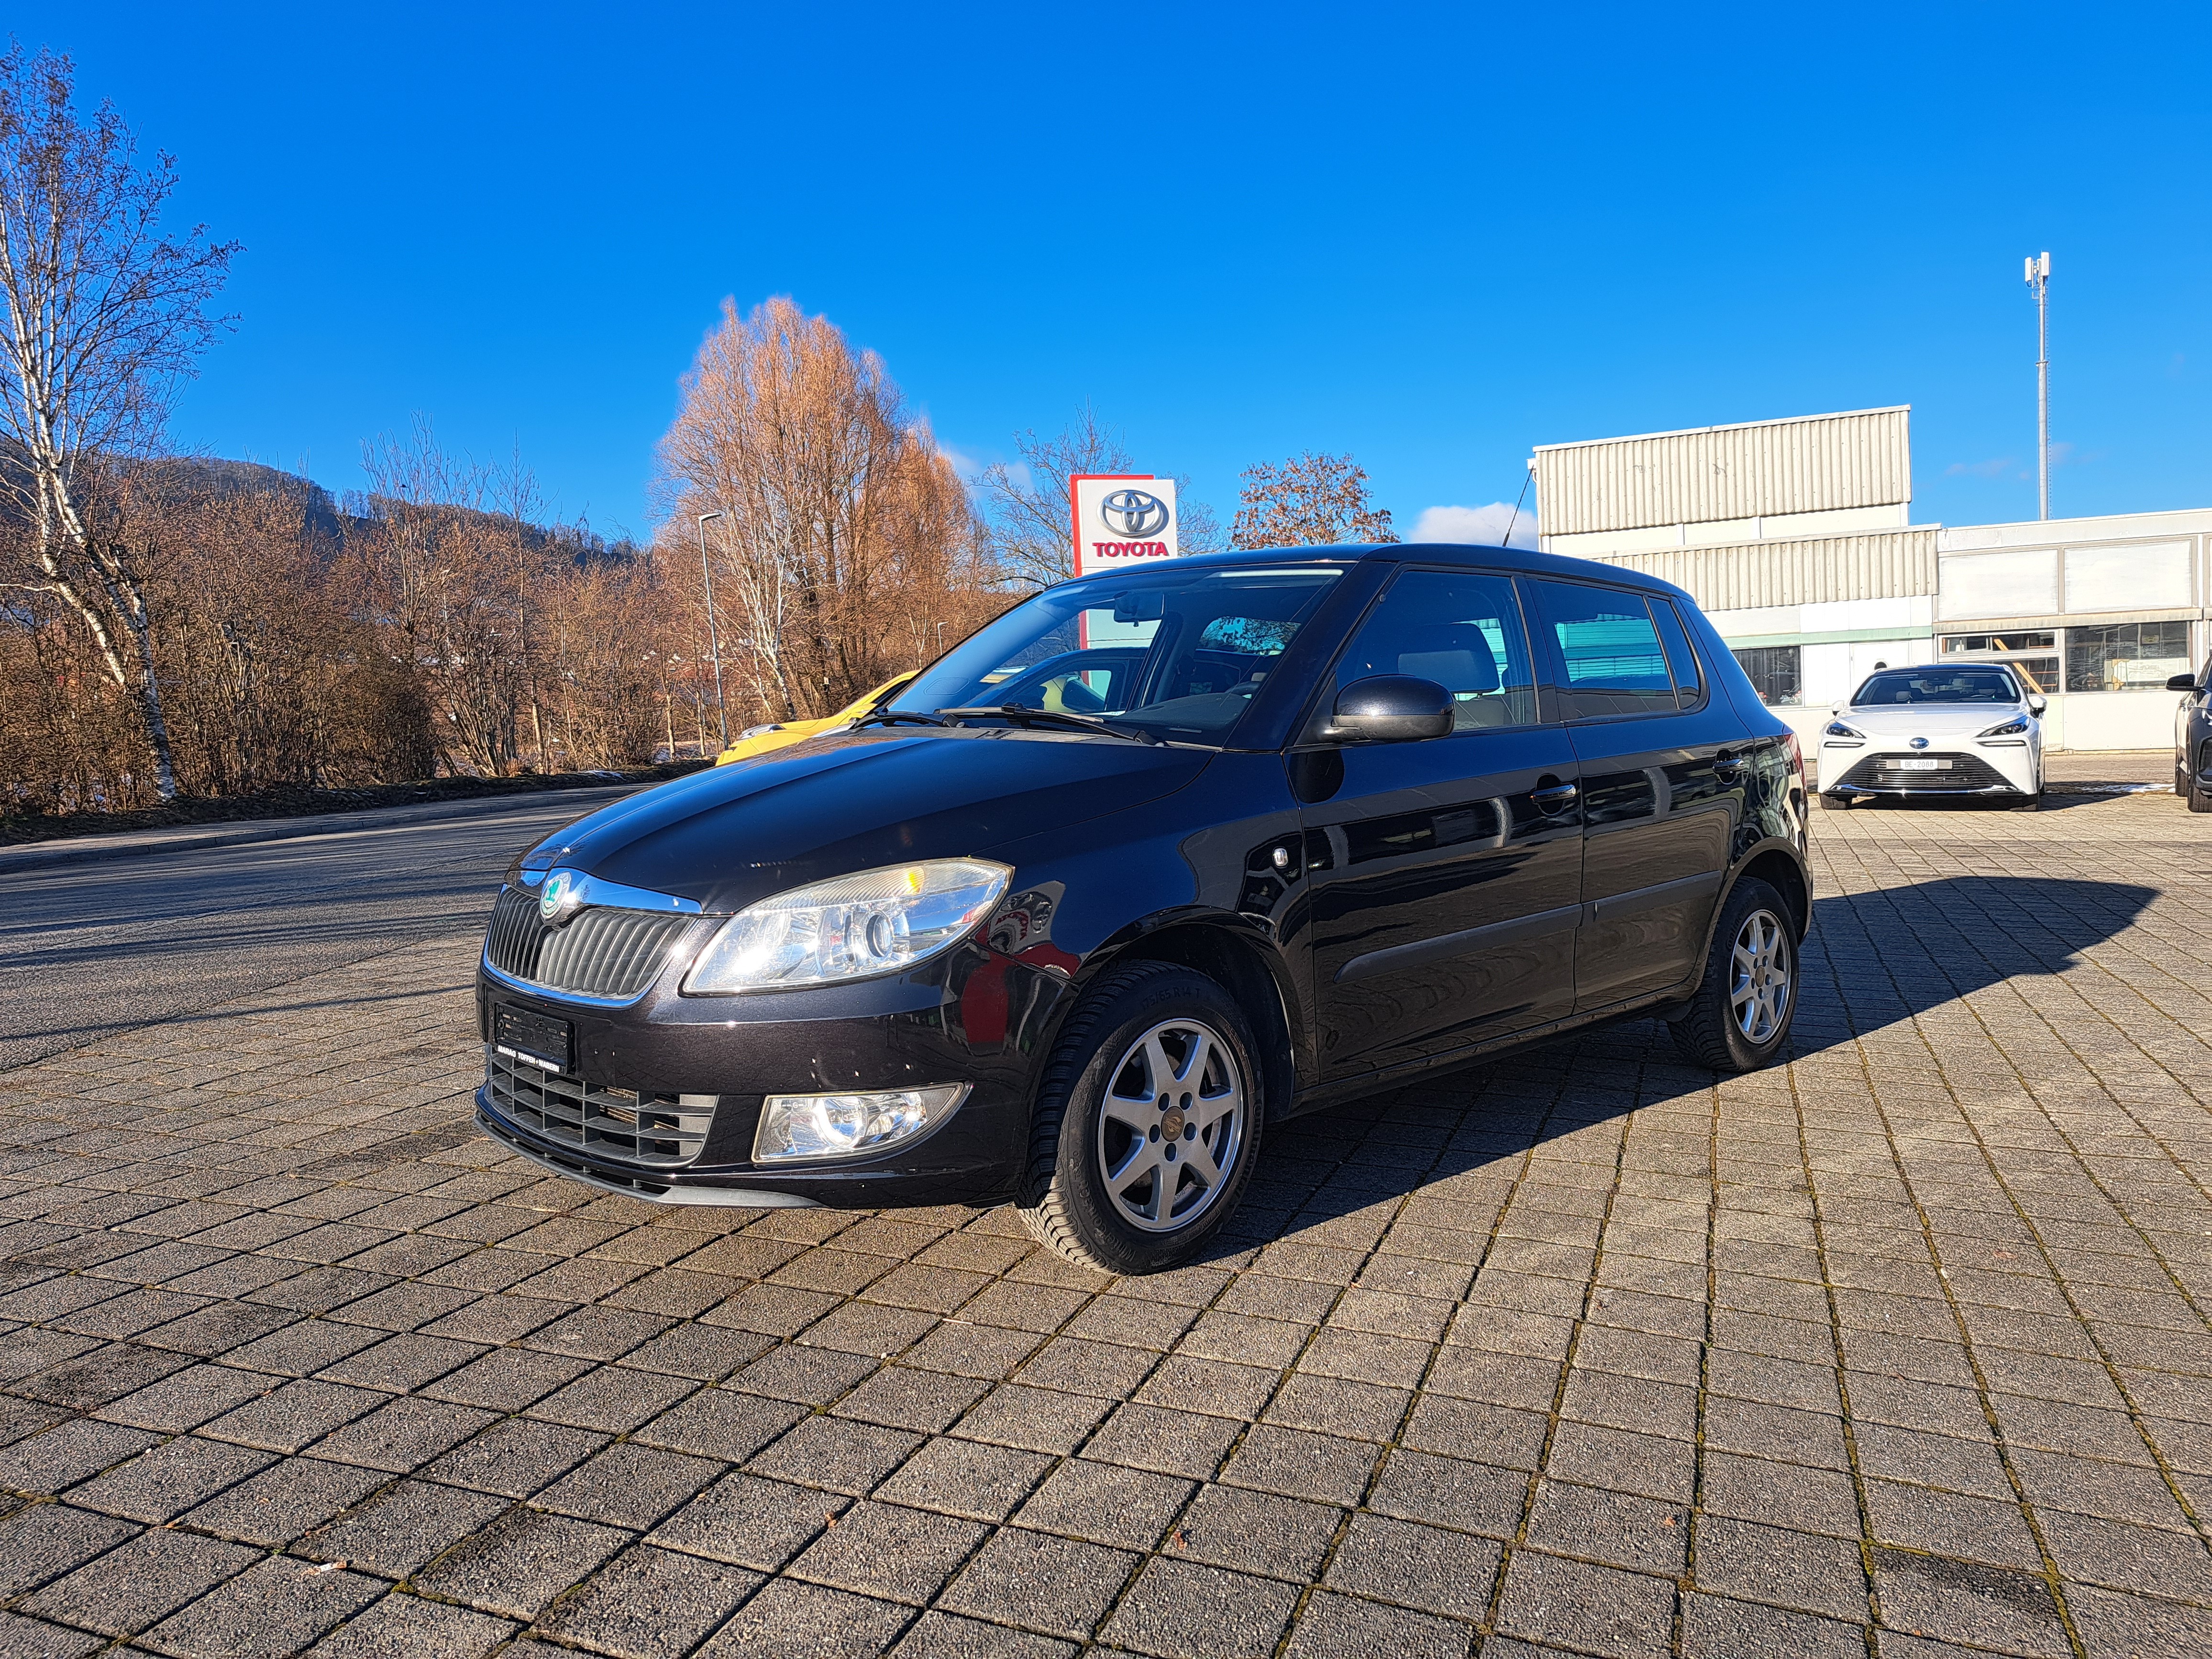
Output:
(1835, 792), (2148, 815)
(1216, 872), (2161, 1251)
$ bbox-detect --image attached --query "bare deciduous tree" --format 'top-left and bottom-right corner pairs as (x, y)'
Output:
(975, 405), (1224, 588)
(0, 43), (237, 799)
(1231, 452), (1396, 550)
(974, 404), (1129, 590)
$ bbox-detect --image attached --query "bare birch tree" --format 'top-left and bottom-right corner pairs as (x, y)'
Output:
(0, 44), (237, 799)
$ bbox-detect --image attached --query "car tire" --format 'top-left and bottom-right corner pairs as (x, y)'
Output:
(2190, 781), (2212, 814)
(1817, 791), (1848, 810)
(1018, 962), (1264, 1275)
(1667, 878), (1798, 1073)
(2012, 792), (2042, 811)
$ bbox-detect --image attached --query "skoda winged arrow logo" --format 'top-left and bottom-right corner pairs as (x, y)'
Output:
(1099, 488), (1170, 538)
(539, 869), (585, 926)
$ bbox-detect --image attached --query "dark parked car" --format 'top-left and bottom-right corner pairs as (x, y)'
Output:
(477, 544), (1811, 1273)
(2171, 655), (2212, 812)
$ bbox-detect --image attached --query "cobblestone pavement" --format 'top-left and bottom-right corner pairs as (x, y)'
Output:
(2, 794), (2209, 1659)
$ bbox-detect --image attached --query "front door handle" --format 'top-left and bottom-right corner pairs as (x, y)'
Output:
(1531, 780), (1579, 814)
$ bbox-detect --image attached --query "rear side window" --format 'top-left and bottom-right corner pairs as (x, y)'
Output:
(1326, 569), (1540, 732)
(1649, 598), (1705, 706)
(1531, 581), (1678, 719)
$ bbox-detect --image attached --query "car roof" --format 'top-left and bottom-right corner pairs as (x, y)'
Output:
(1063, 542), (1696, 602)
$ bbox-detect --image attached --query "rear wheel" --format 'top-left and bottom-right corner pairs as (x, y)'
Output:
(1669, 879), (1798, 1072)
(1018, 962), (1263, 1275)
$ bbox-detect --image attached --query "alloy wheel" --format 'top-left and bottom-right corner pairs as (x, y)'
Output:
(1095, 1018), (1247, 1233)
(1729, 908), (1792, 1044)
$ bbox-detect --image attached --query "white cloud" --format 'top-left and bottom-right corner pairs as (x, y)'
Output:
(935, 442), (989, 484)
(1411, 501), (1538, 548)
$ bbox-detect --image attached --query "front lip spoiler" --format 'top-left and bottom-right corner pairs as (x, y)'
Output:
(1826, 783), (2027, 797)
(475, 1099), (819, 1207)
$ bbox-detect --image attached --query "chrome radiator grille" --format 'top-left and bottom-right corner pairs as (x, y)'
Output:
(484, 1046), (716, 1166)
(483, 885), (697, 1000)
(1836, 752), (2013, 792)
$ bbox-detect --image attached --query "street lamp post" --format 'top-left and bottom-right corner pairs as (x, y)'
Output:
(694, 511), (731, 750)
(2024, 251), (2051, 521)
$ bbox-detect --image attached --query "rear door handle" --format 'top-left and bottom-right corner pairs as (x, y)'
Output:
(1531, 781), (1579, 812)
(1714, 752), (1748, 777)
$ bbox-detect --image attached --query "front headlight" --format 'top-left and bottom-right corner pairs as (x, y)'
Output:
(684, 859), (1012, 992)
(1978, 718), (2030, 737)
(753, 1084), (970, 1162)
(1823, 720), (1865, 739)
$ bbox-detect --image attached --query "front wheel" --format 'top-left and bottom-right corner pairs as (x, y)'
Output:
(1668, 879), (1799, 1072)
(1018, 962), (1263, 1275)
(2189, 781), (2212, 814)
(1817, 791), (1849, 811)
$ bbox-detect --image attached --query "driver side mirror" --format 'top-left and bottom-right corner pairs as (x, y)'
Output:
(2166, 673), (2201, 693)
(2026, 693), (2047, 714)
(1325, 675), (1454, 743)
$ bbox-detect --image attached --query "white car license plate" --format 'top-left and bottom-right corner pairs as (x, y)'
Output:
(1898, 757), (1945, 771)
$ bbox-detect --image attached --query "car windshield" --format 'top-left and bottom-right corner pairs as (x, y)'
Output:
(1852, 666), (2021, 706)
(894, 565), (1345, 743)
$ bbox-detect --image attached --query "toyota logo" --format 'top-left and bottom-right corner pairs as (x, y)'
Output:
(1099, 488), (1170, 538)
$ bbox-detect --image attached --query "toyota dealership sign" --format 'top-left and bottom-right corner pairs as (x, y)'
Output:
(1071, 475), (1179, 577)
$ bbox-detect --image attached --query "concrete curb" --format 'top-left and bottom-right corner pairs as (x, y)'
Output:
(0, 785), (642, 877)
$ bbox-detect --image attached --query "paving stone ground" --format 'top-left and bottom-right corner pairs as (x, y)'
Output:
(2, 792), (2210, 1659)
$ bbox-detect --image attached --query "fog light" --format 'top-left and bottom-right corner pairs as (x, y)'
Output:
(752, 1084), (969, 1163)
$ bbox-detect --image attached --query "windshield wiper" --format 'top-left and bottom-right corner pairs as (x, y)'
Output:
(935, 705), (1159, 744)
(848, 707), (951, 731)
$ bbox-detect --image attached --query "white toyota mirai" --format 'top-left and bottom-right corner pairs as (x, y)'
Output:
(1816, 663), (2045, 810)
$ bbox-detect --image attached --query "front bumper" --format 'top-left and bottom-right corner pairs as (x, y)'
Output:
(473, 939), (1075, 1210)
(1818, 742), (2037, 799)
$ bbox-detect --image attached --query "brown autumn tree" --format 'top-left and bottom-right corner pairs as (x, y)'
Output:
(0, 462), (440, 814)
(345, 419), (586, 776)
(1231, 452), (1397, 549)
(656, 295), (991, 723)
(0, 44), (239, 801)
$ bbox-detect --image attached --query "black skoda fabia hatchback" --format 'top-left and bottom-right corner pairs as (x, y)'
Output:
(478, 544), (1811, 1273)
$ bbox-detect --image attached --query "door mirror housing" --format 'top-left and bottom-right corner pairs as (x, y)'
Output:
(2026, 692), (2048, 714)
(2166, 673), (2200, 692)
(1326, 675), (1455, 743)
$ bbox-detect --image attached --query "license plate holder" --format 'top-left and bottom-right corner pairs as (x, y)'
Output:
(1897, 757), (1945, 771)
(494, 1004), (573, 1073)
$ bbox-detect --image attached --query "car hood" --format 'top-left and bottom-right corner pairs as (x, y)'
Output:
(1835, 705), (2030, 738)
(525, 728), (1213, 913)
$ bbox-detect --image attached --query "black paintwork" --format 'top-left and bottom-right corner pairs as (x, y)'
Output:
(476, 542), (1811, 1207)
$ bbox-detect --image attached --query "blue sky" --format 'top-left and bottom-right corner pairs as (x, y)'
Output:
(47, 2), (2212, 542)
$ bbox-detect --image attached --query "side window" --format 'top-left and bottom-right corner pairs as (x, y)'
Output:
(1321, 569), (1539, 733)
(1530, 581), (1678, 719)
(1650, 598), (1705, 707)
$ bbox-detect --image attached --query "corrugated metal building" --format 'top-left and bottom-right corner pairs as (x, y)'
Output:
(1532, 408), (2206, 751)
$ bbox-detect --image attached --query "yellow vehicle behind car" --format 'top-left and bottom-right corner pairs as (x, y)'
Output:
(714, 671), (918, 766)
